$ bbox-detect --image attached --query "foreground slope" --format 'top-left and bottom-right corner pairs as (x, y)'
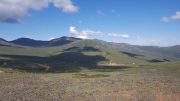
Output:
(0, 61), (179, 101)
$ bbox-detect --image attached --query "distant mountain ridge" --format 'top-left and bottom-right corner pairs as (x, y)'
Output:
(0, 36), (179, 48)
(10, 38), (49, 47)
(0, 36), (180, 61)
(10, 36), (81, 47)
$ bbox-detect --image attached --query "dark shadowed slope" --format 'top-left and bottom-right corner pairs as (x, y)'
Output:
(10, 38), (49, 47)
(10, 36), (81, 47)
(0, 52), (107, 72)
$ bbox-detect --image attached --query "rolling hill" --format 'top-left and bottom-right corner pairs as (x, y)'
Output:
(0, 36), (180, 72)
(10, 36), (81, 47)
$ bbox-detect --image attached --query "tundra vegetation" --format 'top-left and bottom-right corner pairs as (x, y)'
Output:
(0, 37), (179, 101)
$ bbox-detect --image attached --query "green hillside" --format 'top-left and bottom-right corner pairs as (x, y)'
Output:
(0, 37), (180, 72)
(0, 37), (180, 101)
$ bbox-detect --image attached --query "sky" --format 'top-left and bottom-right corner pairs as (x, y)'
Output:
(0, 0), (180, 46)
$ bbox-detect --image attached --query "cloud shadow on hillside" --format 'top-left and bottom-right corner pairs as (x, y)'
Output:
(0, 52), (130, 73)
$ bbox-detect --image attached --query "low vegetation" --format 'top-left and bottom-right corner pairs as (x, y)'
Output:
(0, 62), (179, 101)
(72, 73), (110, 78)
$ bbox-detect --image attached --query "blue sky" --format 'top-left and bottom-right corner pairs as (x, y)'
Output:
(0, 0), (180, 46)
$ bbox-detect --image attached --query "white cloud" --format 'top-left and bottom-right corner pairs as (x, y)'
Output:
(0, 0), (78, 23)
(49, 37), (56, 40)
(108, 33), (129, 38)
(69, 26), (102, 39)
(69, 26), (129, 39)
(52, 0), (78, 13)
(161, 11), (180, 22)
(161, 17), (169, 22)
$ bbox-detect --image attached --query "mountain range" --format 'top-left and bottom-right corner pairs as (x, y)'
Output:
(0, 36), (180, 72)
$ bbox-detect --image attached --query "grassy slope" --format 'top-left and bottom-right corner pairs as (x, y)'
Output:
(0, 40), (151, 64)
(1, 39), (179, 73)
(0, 61), (179, 101)
(0, 39), (179, 100)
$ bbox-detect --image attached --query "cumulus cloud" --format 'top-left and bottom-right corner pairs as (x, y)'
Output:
(69, 26), (102, 39)
(52, 0), (78, 13)
(108, 33), (129, 38)
(0, 0), (78, 23)
(69, 26), (129, 39)
(161, 11), (180, 22)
